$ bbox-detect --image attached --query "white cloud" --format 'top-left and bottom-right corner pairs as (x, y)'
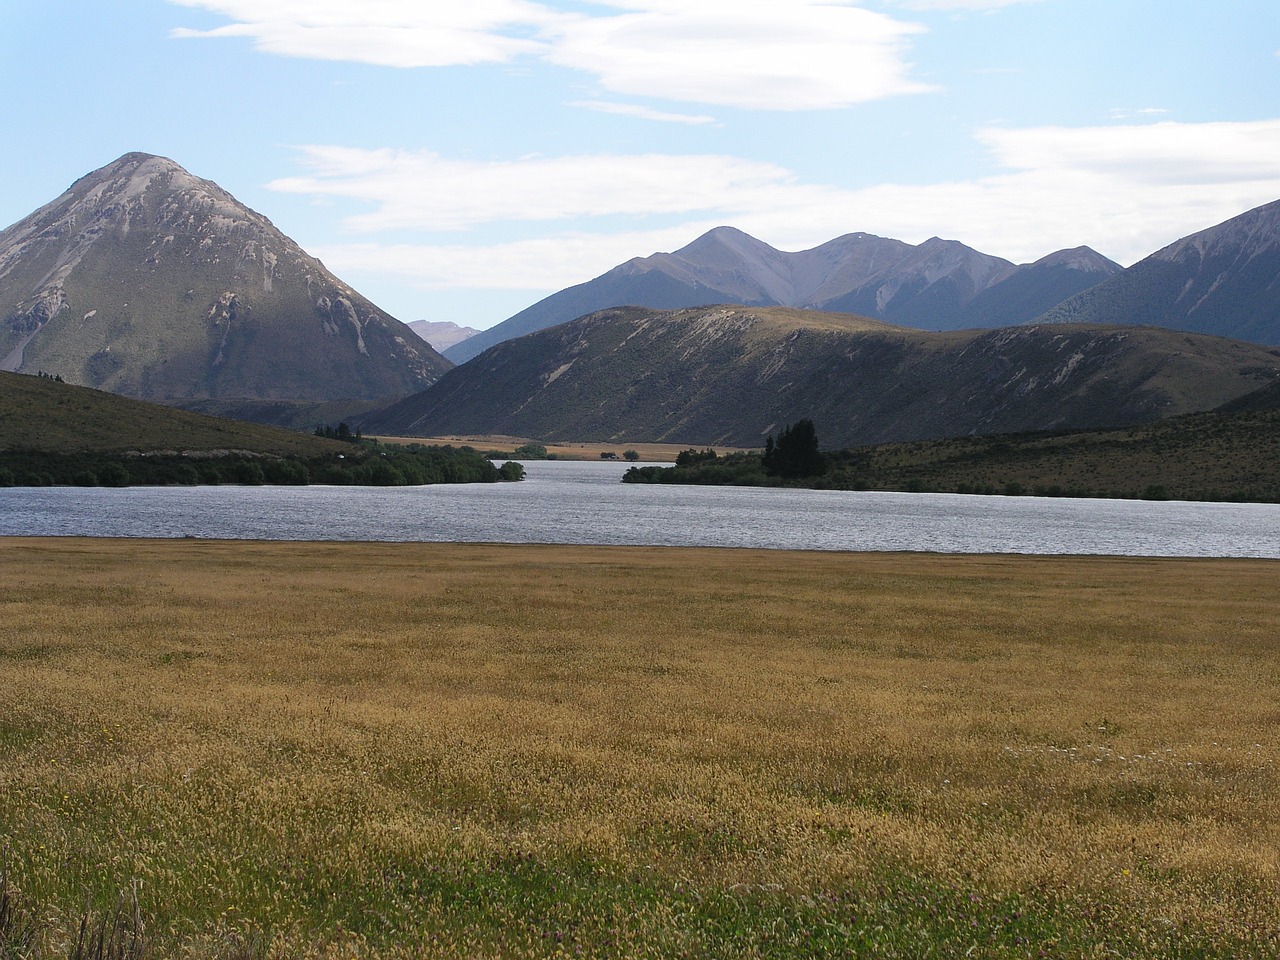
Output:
(977, 120), (1280, 187)
(314, 227), (718, 290)
(269, 146), (810, 231)
(544, 2), (933, 109)
(168, 0), (559, 67)
(571, 101), (719, 125)
(280, 118), (1280, 296)
(168, 0), (934, 110)
(887, 1), (1039, 9)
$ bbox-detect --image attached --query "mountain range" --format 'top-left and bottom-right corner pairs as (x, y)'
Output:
(444, 227), (1121, 363)
(368, 304), (1280, 448)
(6, 153), (1280, 455)
(0, 153), (449, 403)
(1037, 198), (1280, 345)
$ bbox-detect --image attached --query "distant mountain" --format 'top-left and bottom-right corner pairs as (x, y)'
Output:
(1035, 199), (1280, 344)
(0, 153), (450, 402)
(443, 227), (1120, 363)
(369, 304), (1280, 448)
(406, 320), (479, 352)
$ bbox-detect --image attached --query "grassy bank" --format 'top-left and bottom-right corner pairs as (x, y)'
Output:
(2, 540), (1278, 957)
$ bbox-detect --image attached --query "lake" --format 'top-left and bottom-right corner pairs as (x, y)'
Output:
(1, 459), (1278, 557)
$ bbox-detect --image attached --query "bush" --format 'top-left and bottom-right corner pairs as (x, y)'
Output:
(498, 461), (526, 481)
(0, 467), (13, 487)
(98, 463), (131, 487)
(73, 470), (99, 487)
(264, 459), (310, 485)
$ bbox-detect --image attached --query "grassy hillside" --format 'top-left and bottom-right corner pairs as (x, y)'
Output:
(2, 539), (1278, 957)
(0, 370), (342, 456)
(365, 305), (1280, 448)
(626, 389), (1280, 502)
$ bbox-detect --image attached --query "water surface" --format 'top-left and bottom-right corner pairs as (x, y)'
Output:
(1, 459), (1277, 557)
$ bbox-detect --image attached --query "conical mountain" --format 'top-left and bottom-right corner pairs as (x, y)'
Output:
(1035, 199), (1280, 344)
(444, 227), (1119, 364)
(0, 153), (449, 401)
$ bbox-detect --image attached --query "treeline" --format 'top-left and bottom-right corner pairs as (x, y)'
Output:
(0, 443), (524, 488)
(624, 420), (827, 488)
(622, 417), (1280, 503)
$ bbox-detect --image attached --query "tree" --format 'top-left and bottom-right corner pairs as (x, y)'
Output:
(675, 448), (718, 467)
(513, 442), (548, 459)
(498, 461), (526, 481)
(763, 419), (825, 479)
(623, 450), (640, 461)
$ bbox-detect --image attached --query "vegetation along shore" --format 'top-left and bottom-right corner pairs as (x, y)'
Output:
(2, 539), (1278, 958)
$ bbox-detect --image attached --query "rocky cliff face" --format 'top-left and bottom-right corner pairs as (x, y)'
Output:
(444, 226), (1120, 364)
(0, 153), (450, 401)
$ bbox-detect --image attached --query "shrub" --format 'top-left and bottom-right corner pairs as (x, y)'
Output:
(498, 461), (526, 481)
(98, 463), (131, 487)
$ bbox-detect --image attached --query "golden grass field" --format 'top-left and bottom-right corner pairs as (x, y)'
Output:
(1, 538), (1278, 957)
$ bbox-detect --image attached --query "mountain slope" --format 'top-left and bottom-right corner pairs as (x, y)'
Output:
(444, 228), (1120, 363)
(0, 370), (342, 455)
(369, 305), (1280, 448)
(0, 153), (450, 401)
(1035, 198), (1280, 344)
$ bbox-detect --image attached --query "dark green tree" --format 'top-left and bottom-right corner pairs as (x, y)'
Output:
(763, 419), (825, 479)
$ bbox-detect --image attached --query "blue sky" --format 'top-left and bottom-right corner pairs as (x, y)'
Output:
(3, 0), (1278, 331)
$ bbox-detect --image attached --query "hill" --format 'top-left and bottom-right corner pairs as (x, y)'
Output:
(444, 228), (1120, 363)
(1035, 198), (1280, 345)
(627, 381), (1280, 503)
(364, 305), (1280, 448)
(0, 370), (342, 456)
(0, 153), (450, 402)
(0, 371), (514, 487)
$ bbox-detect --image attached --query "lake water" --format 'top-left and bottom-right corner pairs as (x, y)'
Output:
(1, 459), (1278, 557)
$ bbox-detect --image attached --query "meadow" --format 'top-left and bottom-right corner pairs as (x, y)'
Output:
(1, 538), (1278, 958)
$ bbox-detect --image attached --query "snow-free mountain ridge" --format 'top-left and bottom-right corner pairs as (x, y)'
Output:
(444, 227), (1122, 363)
(0, 152), (449, 402)
(1035, 198), (1280, 344)
(375, 304), (1280, 448)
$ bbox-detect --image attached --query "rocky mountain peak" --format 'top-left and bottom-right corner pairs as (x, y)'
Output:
(0, 153), (449, 400)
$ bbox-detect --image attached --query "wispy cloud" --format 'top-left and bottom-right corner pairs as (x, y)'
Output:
(269, 146), (808, 231)
(168, 0), (559, 67)
(886, 0), (1041, 9)
(280, 118), (1280, 294)
(169, 0), (935, 110)
(1109, 107), (1172, 121)
(570, 101), (719, 125)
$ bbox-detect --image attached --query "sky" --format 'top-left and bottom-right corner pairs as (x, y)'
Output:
(3, 1), (1278, 331)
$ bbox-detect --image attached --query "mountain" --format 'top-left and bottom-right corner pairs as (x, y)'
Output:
(1034, 199), (1280, 344)
(0, 153), (450, 402)
(406, 320), (479, 352)
(367, 304), (1280, 448)
(443, 227), (1121, 363)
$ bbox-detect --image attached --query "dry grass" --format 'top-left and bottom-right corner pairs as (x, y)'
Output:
(1, 539), (1278, 957)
